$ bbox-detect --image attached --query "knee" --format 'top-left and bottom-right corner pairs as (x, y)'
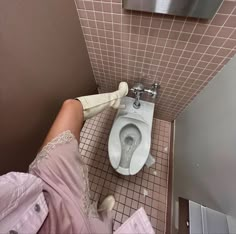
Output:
(62, 99), (78, 108)
(62, 99), (80, 110)
(63, 99), (76, 106)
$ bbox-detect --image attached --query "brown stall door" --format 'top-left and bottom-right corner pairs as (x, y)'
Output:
(0, 0), (97, 174)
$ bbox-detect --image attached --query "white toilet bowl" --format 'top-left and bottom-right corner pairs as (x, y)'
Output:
(108, 97), (154, 175)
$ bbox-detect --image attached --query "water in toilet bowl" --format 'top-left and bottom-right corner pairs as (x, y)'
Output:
(119, 124), (141, 168)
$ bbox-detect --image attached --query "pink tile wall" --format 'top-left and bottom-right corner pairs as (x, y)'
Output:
(74, 0), (236, 121)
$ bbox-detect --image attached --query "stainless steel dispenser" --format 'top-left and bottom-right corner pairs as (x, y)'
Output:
(123, 0), (223, 19)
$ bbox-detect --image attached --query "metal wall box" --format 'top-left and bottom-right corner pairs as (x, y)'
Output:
(123, 0), (223, 19)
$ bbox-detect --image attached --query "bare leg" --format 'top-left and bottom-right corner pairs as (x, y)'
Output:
(40, 98), (116, 212)
(41, 99), (84, 148)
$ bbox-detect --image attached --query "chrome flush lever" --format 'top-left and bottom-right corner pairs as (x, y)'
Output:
(130, 83), (144, 109)
(130, 83), (160, 109)
(144, 83), (160, 98)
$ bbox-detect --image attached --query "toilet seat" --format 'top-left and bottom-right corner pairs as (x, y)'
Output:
(108, 113), (151, 175)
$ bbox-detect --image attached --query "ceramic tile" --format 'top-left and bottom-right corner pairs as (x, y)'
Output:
(80, 109), (171, 233)
(74, 0), (236, 121)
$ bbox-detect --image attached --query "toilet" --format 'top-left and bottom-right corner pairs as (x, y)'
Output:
(108, 96), (154, 175)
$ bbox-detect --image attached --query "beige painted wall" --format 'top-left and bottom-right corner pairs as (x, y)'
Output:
(0, 0), (97, 174)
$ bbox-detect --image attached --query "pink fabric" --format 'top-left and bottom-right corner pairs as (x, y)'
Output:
(0, 172), (48, 233)
(0, 130), (155, 234)
(29, 130), (112, 234)
(115, 207), (155, 234)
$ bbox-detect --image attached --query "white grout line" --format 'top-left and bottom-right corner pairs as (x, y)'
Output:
(166, 6), (236, 116)
(149, 16), (176, 90)
(126, 7), (133, 83)
(142, 14), (165, 84)
(153, 17), (188, 102)
(101, 2), (113, 88)
(172, 31), (236, 118)
(110, 1), (118, 86)
(139, 14), (154, 79)
(74, 1), (98, 80)
(86, 43), (232, 61)
(132, 12), (144, 83)
(77, 0), (236, 120)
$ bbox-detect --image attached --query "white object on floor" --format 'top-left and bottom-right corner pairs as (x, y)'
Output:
(75, 82), (128, 120)
(114, 207), (155, 234)
(108, 96), (154, 175)
(145, 153), (156, 168)
(143, 188), (148, 197)
(97, 195), (115, 212)
(153, 170), (157, 175)
(164, 146), (168, 152)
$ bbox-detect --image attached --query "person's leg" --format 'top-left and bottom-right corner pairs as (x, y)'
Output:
(76, 82), (128, 120)
(41, 99), (84, 148)
(39, 98), (116, 212)
(41, 82), (128, 149)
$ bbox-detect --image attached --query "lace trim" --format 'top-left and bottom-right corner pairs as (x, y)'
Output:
(89, 201), (99, 218)
(81, 164), (99, 218)
(29, 130), (99, 218)
(29, 130), (74, 170)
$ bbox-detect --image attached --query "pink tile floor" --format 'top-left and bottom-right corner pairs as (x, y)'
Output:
(80, 109), (171, 233)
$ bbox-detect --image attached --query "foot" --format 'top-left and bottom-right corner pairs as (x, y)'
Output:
(118, 82), (129, 97)
(98, 195), (115, 212)
(112, 82), (129, 108)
